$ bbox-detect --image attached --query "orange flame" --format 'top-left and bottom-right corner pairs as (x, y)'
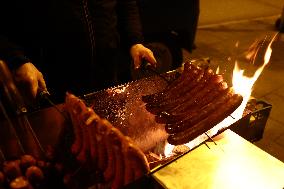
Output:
(164, 33), (278, 157)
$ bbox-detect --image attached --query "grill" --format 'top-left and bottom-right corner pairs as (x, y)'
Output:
(0, 61), (272, 188)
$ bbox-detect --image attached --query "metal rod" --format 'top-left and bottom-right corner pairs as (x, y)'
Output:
(230, 115), (236, 119)
(204, 142), (211, 149)
(143, 61), (171, 84)
(17, 115), (46, 157)
(0, 100), (25, 154)
(146, 67), (171, 84)
(39, 91), (69, 121)
(205, 132), (218, 146)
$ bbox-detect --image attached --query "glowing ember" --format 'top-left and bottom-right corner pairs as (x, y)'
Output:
(164, 33), (278, 157)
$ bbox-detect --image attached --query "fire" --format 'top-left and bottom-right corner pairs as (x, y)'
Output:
(164, 33), (278, 157)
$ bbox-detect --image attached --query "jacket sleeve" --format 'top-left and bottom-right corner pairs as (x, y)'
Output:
(0, 35), (31, 70)
(117, 0), (144, 49)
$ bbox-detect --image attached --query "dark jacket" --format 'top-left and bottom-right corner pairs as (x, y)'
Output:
(0, 0), (144, 101)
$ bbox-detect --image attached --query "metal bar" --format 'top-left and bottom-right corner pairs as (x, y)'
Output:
(205, 132), (217, 146)
(16, 115), (46, 157)
(39, 90), (69, 121)
(0, 99), (25, 154)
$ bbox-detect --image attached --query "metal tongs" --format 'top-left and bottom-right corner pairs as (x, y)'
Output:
(142, 60), (171, 84)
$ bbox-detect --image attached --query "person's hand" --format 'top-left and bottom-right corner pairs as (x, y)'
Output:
(130, 44), (157, 69)
(13, 62), (47, 99)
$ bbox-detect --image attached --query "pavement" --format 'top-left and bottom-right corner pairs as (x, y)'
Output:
(183, 1), (284, 162)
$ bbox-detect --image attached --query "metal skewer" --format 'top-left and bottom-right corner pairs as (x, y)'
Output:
(205, 132), (218, 146)
(0, 99), (25, 154)
(143, 61), (171, 84)
(16, 115), (46, 157)
(39, 90), (70, 122)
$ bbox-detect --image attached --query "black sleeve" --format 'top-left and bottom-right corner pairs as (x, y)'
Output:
(117, 0), (144, 49)
(0, 35), (31, 70)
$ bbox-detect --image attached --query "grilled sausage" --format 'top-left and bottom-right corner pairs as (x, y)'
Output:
(25, 165), (44, 184)
(0, 171), (5, 185)
(65, 93), (84, 155)
(3, 160), (21, 181)
(103, 123), (116, 182)
(122, 138), (135, 186)
(156, 81), (228, 124)
(142, 62), (200, 104)
(95, 119), (108, 172)
(146, 68), (204, 113)
(165, 88), (233, 134)
(127, 144), (149, 180)
(9, 176), (32, 189)
(85, 108), (100, 165)
(76, 109), (93, 164)
(166, 79), (227, 115)
(167, 94), (243, 145)
(146, 69), (213, 115)
(109, 128), (125, 189)
(20, 155), (36, 172)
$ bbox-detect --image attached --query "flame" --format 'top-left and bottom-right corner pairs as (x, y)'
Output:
(164, 33), (278, 157)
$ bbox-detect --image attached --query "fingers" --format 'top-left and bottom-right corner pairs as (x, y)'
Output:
(130, 44), (157, 69)
(14, 62), (47, 99)
(37, 71), (47, 94)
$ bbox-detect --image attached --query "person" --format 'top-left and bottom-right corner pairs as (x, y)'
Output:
(0, 0), (156, 104)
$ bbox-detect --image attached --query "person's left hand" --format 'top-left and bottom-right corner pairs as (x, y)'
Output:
(130, 44), (157, 69)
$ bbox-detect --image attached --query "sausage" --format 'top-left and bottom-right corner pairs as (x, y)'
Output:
(165, 88), (233, 134)
(109, 129), (125, 189)
(76, 106), (93, 164)
(85, 108), (100, 166)
(122, 137), (135, 186)
(20, 155), (36, 172)
(3, 160), (22, 181)
(142, 62), (200, 104)
(65, 93), (84, 155)
(141, 62), (193, 103)
(103, 123), (116, 182)
(166, 79), (226, 115)
(167, 94), (243, 145)
(25, 165), (44, 184)
(146, 67), (204, 113)
(0, 171), (5, 185)
(146, 69), (213, 115)
(156, 81), (228, 124)
(95, 119), (108, 171)
(9, 176), (32, 189)
(126, 144), (149, 181)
